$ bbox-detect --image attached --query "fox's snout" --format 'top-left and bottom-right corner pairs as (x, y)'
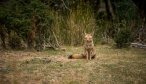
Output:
(86, 39), (92, 42)
(85, 34), (92, 42)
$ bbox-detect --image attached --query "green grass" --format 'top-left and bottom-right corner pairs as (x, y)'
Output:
(1, 45), (146, 84)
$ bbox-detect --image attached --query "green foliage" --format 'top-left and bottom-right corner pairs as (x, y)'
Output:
(114, 29), (132, 48)
(0, 0), (142, 49)
(0, 0), (53, 48)
(9, 33), (22, 49)
(113, 0), (139, 21)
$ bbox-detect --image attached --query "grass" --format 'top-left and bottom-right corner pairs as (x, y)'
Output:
(1, 45), (146, 84)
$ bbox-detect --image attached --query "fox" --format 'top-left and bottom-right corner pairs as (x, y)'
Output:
(83, 33), (96, 60)
(68, 33), (96, 60)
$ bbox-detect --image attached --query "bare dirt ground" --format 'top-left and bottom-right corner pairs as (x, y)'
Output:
(1, 45), (146, 84)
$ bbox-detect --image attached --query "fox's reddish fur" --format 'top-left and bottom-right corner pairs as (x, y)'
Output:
(83, 33), (96, 60)
(68, 33), (96, 60)
(68, 54), (85, 59)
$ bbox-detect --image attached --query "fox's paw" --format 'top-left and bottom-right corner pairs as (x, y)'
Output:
(68, 54), (73, 59)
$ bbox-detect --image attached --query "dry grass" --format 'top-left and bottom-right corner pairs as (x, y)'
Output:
(1, 45), (146, 84)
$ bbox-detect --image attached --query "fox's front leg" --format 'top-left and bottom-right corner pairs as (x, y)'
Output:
(91, 48), (96, 59)
(84, 48), (88, 60)
(89, 51), (92, 60)
(86, 51), (89, 60)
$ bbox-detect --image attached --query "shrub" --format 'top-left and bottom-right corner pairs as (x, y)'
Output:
(114, 29), (132, 48)
(9, 35), (21, 49)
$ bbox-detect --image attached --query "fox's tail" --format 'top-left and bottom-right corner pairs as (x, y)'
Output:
(68, 53), (96, 59)
(68, 54), (85, 59)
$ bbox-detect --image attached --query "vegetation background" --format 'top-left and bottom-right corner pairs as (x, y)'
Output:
(0, 0), (146, 50)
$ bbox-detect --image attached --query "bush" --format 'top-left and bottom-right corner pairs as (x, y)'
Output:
(9, 35), (22, 49)
(114, 29), (132, 48)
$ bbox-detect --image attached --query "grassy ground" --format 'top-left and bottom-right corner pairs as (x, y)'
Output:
(1, 45), (146, 84)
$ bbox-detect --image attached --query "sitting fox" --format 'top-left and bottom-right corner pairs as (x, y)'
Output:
(83, 33), (96, 60)
(68, 33), (96, 60)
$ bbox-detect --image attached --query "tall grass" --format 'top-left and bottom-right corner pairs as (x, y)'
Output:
(50, 2), (97, 46)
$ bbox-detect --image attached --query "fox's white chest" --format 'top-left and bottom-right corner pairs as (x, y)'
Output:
(85, 42), (94, 49)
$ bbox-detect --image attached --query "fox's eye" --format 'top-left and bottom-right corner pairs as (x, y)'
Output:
(89, 36), (92, 39)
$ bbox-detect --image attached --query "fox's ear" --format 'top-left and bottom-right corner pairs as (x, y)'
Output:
(91, 31), (94, 36)
(84, 31), (87, 35)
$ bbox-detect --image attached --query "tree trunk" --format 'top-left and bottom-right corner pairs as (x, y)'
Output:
(0, 25), (7, 49)
(28, 12), (37, 49)
(104, 0), (115, 20)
